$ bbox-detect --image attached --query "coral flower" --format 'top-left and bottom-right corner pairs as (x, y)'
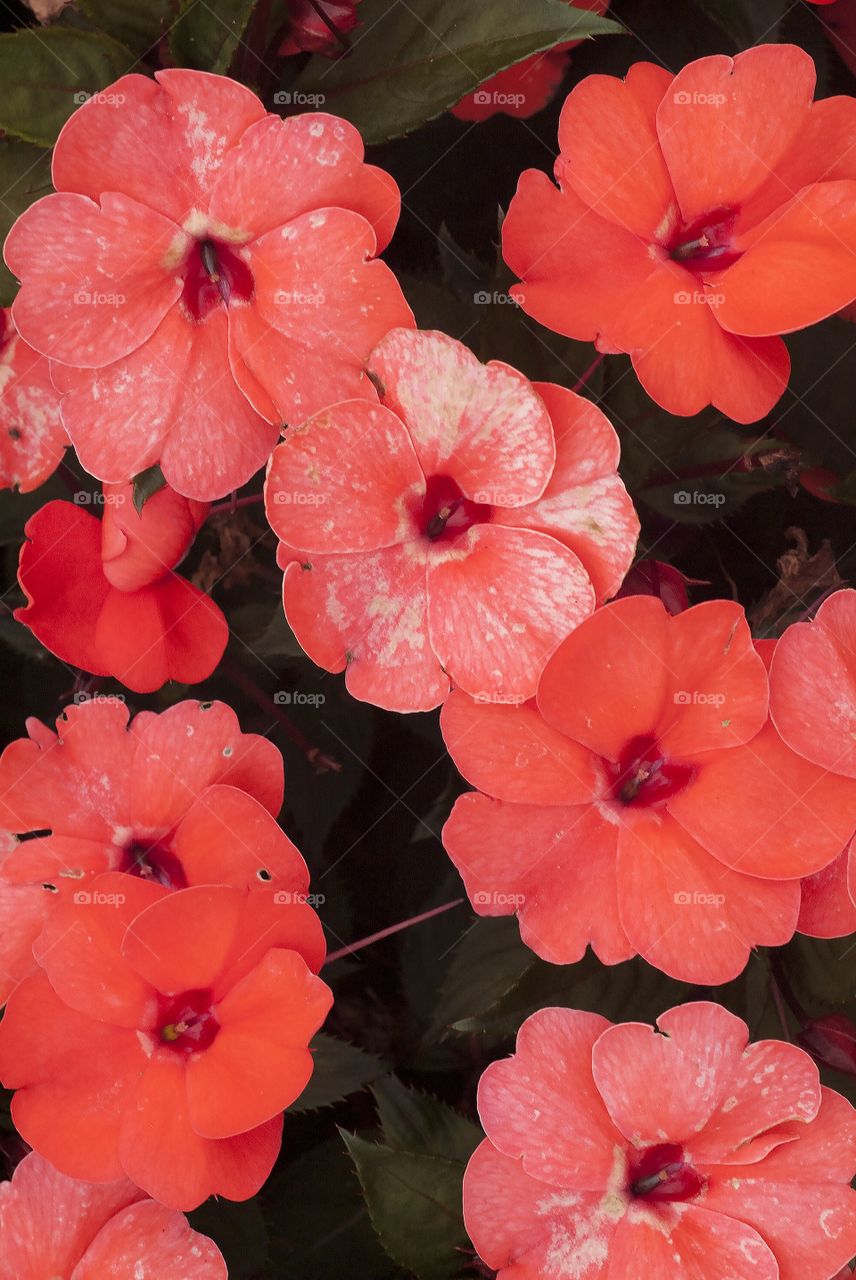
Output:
(265, 328), (638, 712)
(0, 1151), (226, 1279)
(453, 0), (610, 122)
(465, 1003), (856, 1280)
(441, 596), (856, 982)
(503, 44), (856, 422)
(0, 308), (66, 492)
(4, 69), (412, 500)
(16, 481), (227, 692)
(0, 878), (331, 1209)
(0, 695), (286, 1003)
(280, 0), (362, 55)
(769, 588), (856, 937)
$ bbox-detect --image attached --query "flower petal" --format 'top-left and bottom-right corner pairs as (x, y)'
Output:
(799, 845), (856, 939)
(171, 785), (308, 891)
(72, 1199), (227, 1280)
(606, 1203), (777, 1280)
(0, 319), (66, 492)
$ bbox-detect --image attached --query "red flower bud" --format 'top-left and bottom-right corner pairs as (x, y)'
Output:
(798, 1014), (856, 1076)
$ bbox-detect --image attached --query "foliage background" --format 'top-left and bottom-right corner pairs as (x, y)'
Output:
(1, 0), (856, 1275)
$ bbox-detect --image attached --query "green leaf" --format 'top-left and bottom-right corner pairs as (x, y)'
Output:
(341, 1133), (470, 1280)
(132, 462), (166, 513)
(782, 934), (856, 1014)
(0, 27), (133, 147)
(169, 0), (256, 74)
(430, 915), (532, 1036)
(186, 1199), (269, 1279)
(0, 140), (52, 306)
(293, 1033), (386, 1110)
(293, 0), (623, 145)
(371, 1077), (481, 1162)
(77, 0), (173, 55)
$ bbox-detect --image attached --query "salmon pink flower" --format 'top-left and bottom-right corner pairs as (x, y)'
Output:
(769, 589), (856, 938)
(0, 878), (331, 1209)
(0, 309), (66, 493)
(441, 596), (856, 982)
(0, 1151), (226, 1280)
(0, 695), (286, 1003)
(453, 0), (610, 122)
(265, 328), (638, 712)
(503, 44), (856, 422)
(5, 69), (412, 500)
(16, 482), (227, 692)
(280, 0), (361, 54)
(465, 1003), (856, 1280)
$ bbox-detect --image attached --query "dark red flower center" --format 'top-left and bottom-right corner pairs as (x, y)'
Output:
(181, 237), (254, 323)
(629, 1144), (705, 1203)
(610, 734), (695, 808)
(419, 474), (489, 545)
(120, 838), (188, 890)
(158, 989), (220, 1053)
(667, 207), (741, 273)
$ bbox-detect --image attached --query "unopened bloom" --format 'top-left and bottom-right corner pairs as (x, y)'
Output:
(465, 1003), (856, 1280)
(0, 1151), (226, 1280)
(5, 69), (412, 499)
(266, 328), (638, 711)
(16, 482), (227, 692)
(504, 44), (856, 422)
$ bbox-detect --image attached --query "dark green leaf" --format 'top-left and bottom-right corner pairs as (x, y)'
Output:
(693, 0), (787, 46)
(341, 1133), (469, 1280)
(293, 1032), (386, 1111)
(186, 1198), (269, 1279)
(132, 462), (166, 513)
(77, 0), (173, 54)
(169, 0), (256, 73)
(0, 27), (133, 147)
(430, 915), (531, 1035)
(371, 1076), (480, 1162)
(293, 0), (622, 144)
(781, 934), (856, 1014)
(0, 140), (52, 306)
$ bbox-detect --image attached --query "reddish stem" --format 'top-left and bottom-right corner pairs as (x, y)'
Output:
(325, 898), (464, 964)
(571, 352), (605, 395)
(208, 493), (265, 516)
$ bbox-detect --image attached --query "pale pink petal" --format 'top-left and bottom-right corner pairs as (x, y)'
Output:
(799, 846), (856, 939)
(606, 1202), (777, 1280)
(427, 525), (595, 703)
(0, 319), (66, 492)
(73, 1199), (226, 1279)
(369, 329), (555, 502)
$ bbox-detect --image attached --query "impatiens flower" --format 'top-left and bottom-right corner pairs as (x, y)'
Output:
(503, 44), (856, 422)
(441, 596), (856, 982)
(769, 589), (856, 937)
(16, 482), (227, 692)
(5, 69), (412, 500)
(0, 695), (286, 1002)
(265, 328), (638, 712)
(0, 877), (331, 1209)
(0, 308), (66, 492)
(465, 1003), (856, 1280)
(280, 0), (362, 55)
(452, 0), (610, 122)
(0, 1151), (226, 1280)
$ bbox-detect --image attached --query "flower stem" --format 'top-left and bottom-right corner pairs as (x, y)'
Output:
(208, 493), (265, 516)
(571, 352), (605, 395)
(223, 658), (341, 773)
(325, 899), (464, 964)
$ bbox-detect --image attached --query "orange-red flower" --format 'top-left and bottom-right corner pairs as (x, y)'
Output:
(769, 589), (856, 937)
(0, 309), (66, 493)
(0, 1151), (226, 1279)
(5, 70), (411, 500)
(503, 44), (856, 422)
(441, 596), (856, 982)
(16, 482), (227, 692)
(465, 1003), (856, 1280)
(0, 695), (286, 1003)
(453, 0), (610, 122)
(265, 328), (638, 712)
(0, 878), (331, 1209)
